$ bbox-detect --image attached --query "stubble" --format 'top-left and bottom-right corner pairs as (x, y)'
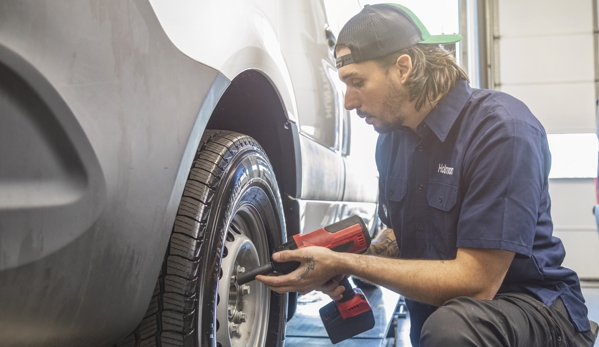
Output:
(372, 81), (410, 134)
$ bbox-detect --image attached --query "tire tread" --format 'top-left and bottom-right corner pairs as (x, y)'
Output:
(114, 130), (267, 347)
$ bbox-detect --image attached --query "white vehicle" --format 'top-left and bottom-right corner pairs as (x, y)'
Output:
(0, 1), (379, 346)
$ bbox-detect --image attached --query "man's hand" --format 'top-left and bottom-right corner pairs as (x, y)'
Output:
(256, 246), (344, 295)
(317, 274), (347, 301)
(257, 228), (398, 300)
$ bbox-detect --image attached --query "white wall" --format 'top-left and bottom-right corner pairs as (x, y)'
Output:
(497, 0), (599, 278)
(549, 179), (599, 279)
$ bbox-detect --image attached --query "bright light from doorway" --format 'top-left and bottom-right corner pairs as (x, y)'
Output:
(358, 1), (460, 36)
(548, 133), (598, 179)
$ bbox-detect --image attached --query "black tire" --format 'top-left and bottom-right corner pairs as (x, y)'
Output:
(117, 130), (287, 347)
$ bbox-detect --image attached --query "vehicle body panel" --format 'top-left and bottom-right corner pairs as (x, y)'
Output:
(150, 0), (354, 202)
(149, 0), (299, 123)
(0, 1), (227, 344)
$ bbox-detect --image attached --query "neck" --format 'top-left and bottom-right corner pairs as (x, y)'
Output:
(404, 101), (434, 133)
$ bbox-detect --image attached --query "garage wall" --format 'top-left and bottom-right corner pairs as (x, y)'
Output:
(496, 0), (599, 279)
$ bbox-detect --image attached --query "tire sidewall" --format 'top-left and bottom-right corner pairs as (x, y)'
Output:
(197, 143), (287, 347)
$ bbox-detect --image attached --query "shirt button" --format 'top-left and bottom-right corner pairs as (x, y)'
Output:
(417, 146), (423, 151)
(439, 196), (443, 203)
(417, 224), (424, 231)
(389, 189), (393, 196)
(418, 184), (424, 191)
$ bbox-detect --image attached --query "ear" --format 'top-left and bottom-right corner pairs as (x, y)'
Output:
(395, 54), (413, 84)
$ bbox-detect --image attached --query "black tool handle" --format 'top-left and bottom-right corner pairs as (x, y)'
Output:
(338, 277), (355, 303)
(236, 263), (274, 285)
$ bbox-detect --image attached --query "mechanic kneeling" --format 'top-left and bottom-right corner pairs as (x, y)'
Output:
(258, 4), (598, 347)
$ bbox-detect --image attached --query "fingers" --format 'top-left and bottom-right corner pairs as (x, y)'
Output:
(318, 275), (347, 301)
(330, 288), (344, 301)
(256, 267), (317, 294)
(271, 249), (308, 263)
(255, 257), (316, 294)
(254, 251), (308, 293)
(255, 247), (339, 295)
(319, 274), (344, 292)
(255, 272), (315, 295)
(255, 274), (295, 294)
(257, 273), (345, 300)
(321, 284), (345, 301)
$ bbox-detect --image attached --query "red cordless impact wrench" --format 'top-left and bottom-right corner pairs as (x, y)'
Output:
(236, 215), (376, 344)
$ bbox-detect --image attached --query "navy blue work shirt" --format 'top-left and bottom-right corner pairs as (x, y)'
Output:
(376, 79), (590, 333)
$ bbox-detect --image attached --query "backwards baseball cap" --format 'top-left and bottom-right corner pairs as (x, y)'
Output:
(335, 3), (462, 68)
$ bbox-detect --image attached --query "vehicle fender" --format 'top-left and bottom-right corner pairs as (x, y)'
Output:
(0, 1), (233, 345)
(149, 0), (300, 124)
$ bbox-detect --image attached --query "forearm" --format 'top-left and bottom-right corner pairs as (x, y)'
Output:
(339, 248), (514, 306)
(347, 255), (469, 306)
(257, 236), (514, 306)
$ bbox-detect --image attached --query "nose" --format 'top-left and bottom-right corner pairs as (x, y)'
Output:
(344, 88), (359, 111)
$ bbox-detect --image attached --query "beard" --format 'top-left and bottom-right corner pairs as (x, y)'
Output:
(369, 83), (411, 134)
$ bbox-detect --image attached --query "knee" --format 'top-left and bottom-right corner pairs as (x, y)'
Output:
(420, 297), (478, 347)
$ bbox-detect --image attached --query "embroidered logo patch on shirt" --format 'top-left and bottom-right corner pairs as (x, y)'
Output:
(438, 163), (454, 175)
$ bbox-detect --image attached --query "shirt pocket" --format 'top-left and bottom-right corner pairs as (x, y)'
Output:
(426, 181), (458, 211)
(426, 181), (459, 258)
(384, 177), (408, 202)
(380, 177), (407, 229)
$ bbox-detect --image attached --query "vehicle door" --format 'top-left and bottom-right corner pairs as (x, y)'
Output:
(322, 0), (380, 207)
(278, 1), (346, 203)
(279, 0), (379, 232)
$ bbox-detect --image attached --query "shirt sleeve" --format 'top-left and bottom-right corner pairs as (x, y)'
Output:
(456, 112), (551, 257)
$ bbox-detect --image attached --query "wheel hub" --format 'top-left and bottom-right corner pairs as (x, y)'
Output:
(216, 227), (269, 347)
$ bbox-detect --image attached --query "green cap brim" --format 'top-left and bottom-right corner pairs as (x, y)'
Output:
(387, 3), (463, 45)
(421, 33), (463, 45)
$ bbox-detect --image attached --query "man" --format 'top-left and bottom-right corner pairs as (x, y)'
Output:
(258, 3), (598, 346)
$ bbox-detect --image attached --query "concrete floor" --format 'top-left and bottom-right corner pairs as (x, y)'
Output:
(393, 282), (599, 347)
(286, 283), (400, 347)
(286, 281), (599, 346)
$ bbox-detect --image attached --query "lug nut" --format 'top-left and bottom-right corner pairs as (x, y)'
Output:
(237, 265), (246, 274)
(240, 285), (251, 296)
(234, 312), (248, 324)
(228, 306), (235, 318)
(230, 323), (240, 336)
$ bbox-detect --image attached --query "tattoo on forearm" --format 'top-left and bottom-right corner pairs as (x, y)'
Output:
(296, 254), (315, 281)
(365, 229), (400, 258)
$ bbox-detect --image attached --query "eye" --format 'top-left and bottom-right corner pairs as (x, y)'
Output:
(352, 79), (364, 88)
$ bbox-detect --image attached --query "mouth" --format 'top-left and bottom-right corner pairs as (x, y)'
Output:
(357, 111), (374, 124)
(357, 110), (370, 118)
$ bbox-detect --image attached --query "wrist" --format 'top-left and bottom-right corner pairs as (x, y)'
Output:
(335, 252), (357, 276)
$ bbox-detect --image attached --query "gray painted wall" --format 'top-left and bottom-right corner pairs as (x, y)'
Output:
(497, 0), (599, 279)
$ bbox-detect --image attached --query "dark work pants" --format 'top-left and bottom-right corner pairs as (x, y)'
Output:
(409, 293), (596, 347)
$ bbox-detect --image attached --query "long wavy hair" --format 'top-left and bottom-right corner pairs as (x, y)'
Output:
(375, 44), (469, 111)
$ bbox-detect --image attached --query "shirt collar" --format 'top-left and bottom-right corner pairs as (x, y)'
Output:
(420, 79), (472, 142)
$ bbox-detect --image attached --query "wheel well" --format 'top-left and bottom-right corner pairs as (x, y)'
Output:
(206, 70), (301, 236)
